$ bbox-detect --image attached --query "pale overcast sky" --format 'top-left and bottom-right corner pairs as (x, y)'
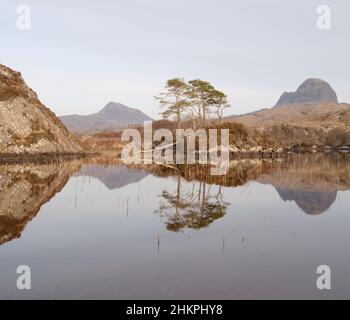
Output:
(1, 0), (349, 118)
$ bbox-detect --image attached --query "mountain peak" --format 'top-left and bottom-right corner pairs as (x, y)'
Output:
(60, 102), (153, 133)
(99, 102), (127, 114)
(275, 78), (338, 107)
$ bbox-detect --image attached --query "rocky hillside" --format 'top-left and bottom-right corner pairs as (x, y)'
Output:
(275, 78), (338, 107)
(231, 103), (350, 147)
(60, 102), (153, 133)
(231, 103), (350, 128)
(0, 64), (81, 154)
(228, 79), (350, 147)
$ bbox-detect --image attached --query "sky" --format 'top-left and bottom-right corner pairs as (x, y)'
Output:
(0, 0), (349, 119)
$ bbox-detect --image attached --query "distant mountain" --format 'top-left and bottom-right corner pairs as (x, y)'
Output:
(60, 102), (153, 133)
(227, 79), (350, 146)
(228, 78), (345, 129)
(275, 78), (338, 107)
(0, 64), (81, 154)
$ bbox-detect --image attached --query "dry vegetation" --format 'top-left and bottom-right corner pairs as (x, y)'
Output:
(71, 119), (279, 158)
(229, 103), (350, 148)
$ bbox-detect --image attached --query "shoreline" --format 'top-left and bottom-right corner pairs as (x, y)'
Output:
(0, 147), (348, 165)
(0, 152), (96, 164)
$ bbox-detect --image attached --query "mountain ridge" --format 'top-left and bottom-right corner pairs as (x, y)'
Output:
(227, 78), (350, 147)
(60, 102), (153, 133)
(274, 78), (338, 107)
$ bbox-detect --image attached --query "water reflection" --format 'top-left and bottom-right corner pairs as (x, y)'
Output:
(149, 153), (350, 215)
(155, 176), (229, 232)
(274, 187), (337, 215)
(0, 161), (81, 245)
(1, 153), (350, 299)
(257, 153), (350, 214)
(75, 164), (148, 190)
(0, 153), (349, 247)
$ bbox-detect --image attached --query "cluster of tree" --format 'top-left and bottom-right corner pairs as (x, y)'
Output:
(155, 78), (230, 129)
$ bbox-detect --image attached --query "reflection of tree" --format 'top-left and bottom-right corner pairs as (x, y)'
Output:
(155, 175), (229, 232)
(150, 153), (350, 215)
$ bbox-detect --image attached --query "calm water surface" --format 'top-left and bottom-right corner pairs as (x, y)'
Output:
(0, 154), (350, 299)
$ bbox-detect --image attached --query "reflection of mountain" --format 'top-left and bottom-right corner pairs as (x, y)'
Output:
(148, 153), (350, 215)
(274, 187), (337, 215)
(75, 164), (148, 189)
(1, 154), (350, 246)
(0, 161), (81, 245)
(257, 154), (350, 215)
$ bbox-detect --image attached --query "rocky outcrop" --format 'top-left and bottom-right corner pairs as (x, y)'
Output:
(275, 78), (338, 107)
(0, 64), (81, 154)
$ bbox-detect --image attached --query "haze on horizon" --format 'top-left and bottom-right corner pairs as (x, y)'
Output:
(1, 0), (349, 119)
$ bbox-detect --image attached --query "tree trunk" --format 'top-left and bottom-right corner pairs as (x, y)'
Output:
(217, 111), (222, 125)
(192, 116), (196, 130)
(177, 112), (181, 129)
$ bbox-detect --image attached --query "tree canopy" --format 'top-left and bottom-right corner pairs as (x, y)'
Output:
(156, 78), (230, 128)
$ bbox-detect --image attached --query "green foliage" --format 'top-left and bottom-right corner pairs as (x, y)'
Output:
(187, 79), (215, 123)
(155, 78), (189, 128)
(156, 78), (230, 128)
(209, 89), (229, 124)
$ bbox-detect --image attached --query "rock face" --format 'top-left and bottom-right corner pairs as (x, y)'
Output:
(60, 102), (153, 133)
(275, 78), (338, 107)
(0, 64), (81, 154)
